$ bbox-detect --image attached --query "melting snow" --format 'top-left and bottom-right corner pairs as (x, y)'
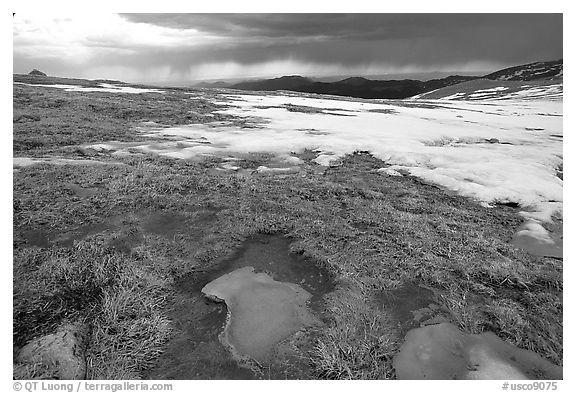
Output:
(434, 83), (561, 102)
(77, 90), (562, 253)
(472, 87), (510, 93)
(439, 93), (466, 100)
(13, 157), (123, 167)
(378, 168), (403, 177)
(14, 82), (164, 94)
(210, 94), (562, 220)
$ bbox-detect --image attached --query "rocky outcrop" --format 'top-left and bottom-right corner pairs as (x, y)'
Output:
(28, 69), (47, 77)
(15, 321), (89, 379)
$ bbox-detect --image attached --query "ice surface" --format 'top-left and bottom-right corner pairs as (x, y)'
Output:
(201, 267), (316, 364)
(393, 323), (562, 379)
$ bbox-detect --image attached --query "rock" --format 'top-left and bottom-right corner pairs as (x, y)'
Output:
(28, 69), (47, 77)
(16, 321), (88, 379)
(393, 323), (562, 380)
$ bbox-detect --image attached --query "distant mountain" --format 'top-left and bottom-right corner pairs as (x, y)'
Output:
(195, 81), (231, 88)
(231, 75), (313, 91)
(482, 60), (562, 81)
(414, 59), (563, 101)
(336, 77), (372, 87)
(229, 74), (477, 99)
(196, 59), (562, 99)
(28, 69), (47, 76)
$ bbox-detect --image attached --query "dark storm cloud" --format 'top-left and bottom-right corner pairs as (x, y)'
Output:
(120, 13), (457, 39)
(100, 14), (562, 72)
(116, 13), (562, 70)
(120, 13), (562, 43)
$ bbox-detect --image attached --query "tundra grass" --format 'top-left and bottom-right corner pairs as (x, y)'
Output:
(12, 82), (562, 379)
(13, 75), (230, 156)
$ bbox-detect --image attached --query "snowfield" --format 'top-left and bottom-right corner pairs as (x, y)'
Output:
(20, 81), (562, 254)
(131, 93), (562, 205)
(142, 92), (562, 250)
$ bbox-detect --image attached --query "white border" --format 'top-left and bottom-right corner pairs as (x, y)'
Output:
(3, 4), (572, 392)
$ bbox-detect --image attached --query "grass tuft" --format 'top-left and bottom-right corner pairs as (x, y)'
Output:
(310, 290), (397, 379)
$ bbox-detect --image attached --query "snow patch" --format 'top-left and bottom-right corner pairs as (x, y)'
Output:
(80, 91), (562, 252)
(378, 167), (403, 177)
(15, 82), (164, 94)
(313, 154), (342, 166)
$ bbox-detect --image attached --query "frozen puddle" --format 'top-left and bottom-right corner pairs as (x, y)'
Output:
(202, 266), (318, 365)
(146, 235), (332, 379)
(512, 233), (562, 259)
(394, 323), (562, 380)
(511, 218), (563, 259)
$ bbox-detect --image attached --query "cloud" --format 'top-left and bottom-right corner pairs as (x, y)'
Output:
(119, 13), (562, 43)
(13, 13), (562, 82)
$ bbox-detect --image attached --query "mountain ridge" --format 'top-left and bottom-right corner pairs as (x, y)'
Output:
(200, 59), (562, 99)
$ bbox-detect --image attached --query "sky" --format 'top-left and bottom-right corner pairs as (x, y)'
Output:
(12, 13), (563, 83)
